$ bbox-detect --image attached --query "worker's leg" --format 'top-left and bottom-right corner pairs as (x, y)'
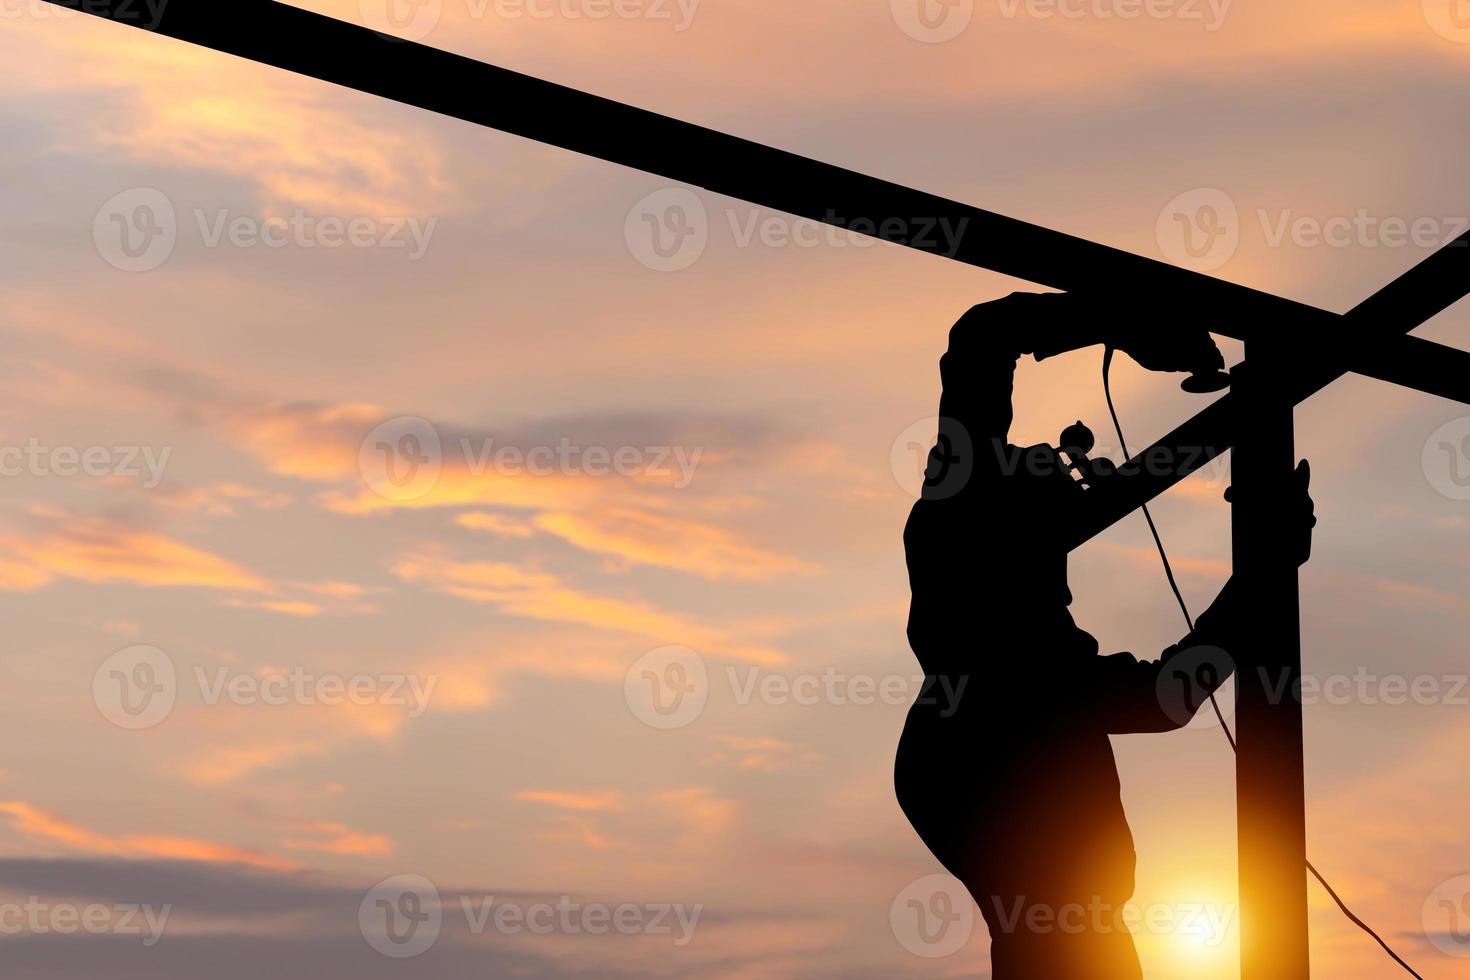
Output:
(981, 893), (1144, 980)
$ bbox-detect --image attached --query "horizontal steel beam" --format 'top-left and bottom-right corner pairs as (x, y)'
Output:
(41, 1), (1463, 374)
(40, 0), (1470, 549)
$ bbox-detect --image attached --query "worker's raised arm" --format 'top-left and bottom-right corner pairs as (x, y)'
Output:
(929, 292), (1102, 496)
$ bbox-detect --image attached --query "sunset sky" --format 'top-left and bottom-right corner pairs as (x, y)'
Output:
(3, 0), (1470, 976)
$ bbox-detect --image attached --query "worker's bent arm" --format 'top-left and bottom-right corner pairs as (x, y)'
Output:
(1087, 578), (1245, 735)
(937, 292), (1100, 489)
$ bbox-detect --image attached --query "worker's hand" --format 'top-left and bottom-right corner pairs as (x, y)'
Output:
(1108, 322), (1225, 376)
(1224, 459), (1316, 566)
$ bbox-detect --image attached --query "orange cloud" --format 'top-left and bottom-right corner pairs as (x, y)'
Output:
(532, 506), (817, 580)
(393, 548), (788, 664)
(223, 597), (325, 617)
(702, 735), (825, 772)
(514, 789), (625, 812)
(0, 507), (267, 592)
(456, 511), (536, 538)
(281, 820), (394, 857)
(222, 400), (814, 581)
(1095, 540), (1233, 580)
(0, 800), (295, 871)
(153, 481), (293, 516)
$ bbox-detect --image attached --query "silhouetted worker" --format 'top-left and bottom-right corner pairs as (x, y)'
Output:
(896, 292), (1315, 978)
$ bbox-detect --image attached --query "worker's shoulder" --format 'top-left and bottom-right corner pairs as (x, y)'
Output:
(949, 291), (1067, 349)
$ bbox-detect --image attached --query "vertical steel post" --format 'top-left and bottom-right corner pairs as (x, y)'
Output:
(1231, 349), (1311, 979)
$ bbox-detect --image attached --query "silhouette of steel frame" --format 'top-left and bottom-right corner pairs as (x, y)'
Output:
(37, 2), (1470, 975)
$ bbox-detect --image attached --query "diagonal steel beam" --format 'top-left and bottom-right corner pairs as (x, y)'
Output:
(1069, 229), (1470, 549)
(39, 0), (1466, 400)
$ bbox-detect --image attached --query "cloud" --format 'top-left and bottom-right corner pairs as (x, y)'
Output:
(532, 506), (818, 580)
(1095, 539), (1233, 580)
(171, 696), (416, 786)
(222, 597), (324, 617)
(10, 12), (455, 218)
(216, 399), (812, 580)
(280, 821), (394, 857)
(511, 785), (738, 858)
(513, 790), (625, 812)
(0, 801), (294, 871)
(0, 507), (267, 593)
(392, 548), (788, 664)
(152, 481), (293, 516)
(457, 510), (536, 538)
(701, 736), (825, 772)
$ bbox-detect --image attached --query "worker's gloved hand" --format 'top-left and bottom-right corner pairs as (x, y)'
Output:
(1224, 459), (1316, 566)
(1107, 322), (1226, 376)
